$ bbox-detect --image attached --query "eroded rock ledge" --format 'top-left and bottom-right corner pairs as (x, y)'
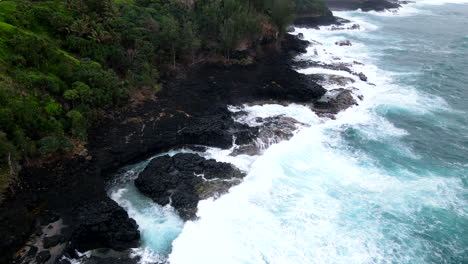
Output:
(135, 153), (245, 220)
(323, 0), (401, 11)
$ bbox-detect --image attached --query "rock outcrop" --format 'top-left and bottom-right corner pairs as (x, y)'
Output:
(324, 0), (400, 11)
(335, 40), (352, 46)
(232, 115), (305, 156)
(135, 153), (245, 220)
(313, 88), (358, 117)
(69, 199), (140, 253)
(294, 9), (338, 27)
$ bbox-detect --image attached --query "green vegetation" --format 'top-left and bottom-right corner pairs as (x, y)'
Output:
(295, 0), (328, 15)
(0, 0), (328, 199)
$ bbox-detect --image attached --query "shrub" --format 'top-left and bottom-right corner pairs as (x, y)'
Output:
(44, 99), (63, 117)
(66, 110), (88, 140)
(38, 136), (60, 154)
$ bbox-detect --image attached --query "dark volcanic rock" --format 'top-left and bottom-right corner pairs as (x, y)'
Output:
(311, 74), (356, 87)
(257, 116), (302, 143)
(294, 61), (370, 83)
(43, 235), (63, 249)
(324, 0), (400, 12)
(135, 153), (245, 220)
(81, 256), (140, 264)
(259, 68), (327, 102)
(313, 88), (358, 116)
(25, 245), (38, 259)
(282, 34), (310, 55)
(294, 10), (339, 27)
(70, 199), (140, 253)
(0, 201), (34, 264)
(335, 40), (352, 46)
(179, 108), (258, 148)
(358, 72), (368, 82)
(293, 60), (354, 74)
(88, 34), (323, 175)
(35, 251), (51, 264)
(232, 115), (304, 156)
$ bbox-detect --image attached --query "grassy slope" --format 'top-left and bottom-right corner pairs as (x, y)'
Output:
(0, 1), (89, 201)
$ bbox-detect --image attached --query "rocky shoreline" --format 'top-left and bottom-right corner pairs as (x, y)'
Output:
(0, 33), (325, 264)
(323, 0), (402, 11)
(0, 2), (402, 263)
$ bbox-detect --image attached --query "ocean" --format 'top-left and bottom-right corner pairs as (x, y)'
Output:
(106, 1), (468, 263)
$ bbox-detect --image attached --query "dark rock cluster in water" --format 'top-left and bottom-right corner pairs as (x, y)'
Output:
(69, 199), (140, 253)
(313, 88), (359, 117)
(232, 115), (305, 156)
(335, 40), (352, 46)
(178, 108), (258, 149)
(135, 153), (245, 220)
(294, 10), (339, 27)
(324, 0), (401, 11)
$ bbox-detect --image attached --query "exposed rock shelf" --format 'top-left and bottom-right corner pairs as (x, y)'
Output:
(323, 0), (401, 11)
(135, 153), (245, 220)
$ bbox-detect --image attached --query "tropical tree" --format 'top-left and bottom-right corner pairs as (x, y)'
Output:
(269, 0), (295, 40)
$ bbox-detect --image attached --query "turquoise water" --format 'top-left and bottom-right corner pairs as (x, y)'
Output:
(108, 2), (468, 263)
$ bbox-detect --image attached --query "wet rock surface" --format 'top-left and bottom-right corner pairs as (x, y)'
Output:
(313, 88), (358, 116)
(311, 74), (356, 87)
(324, 0), (401, 11)
(43, 235), (63, 249)
(80, 256), (140, 264)
(135, 153), (245, 220)
(70, 199), (140, 253)
(35, 251), (51, 263)
(70, 248), (144, 264)
(294, 60), (369, 82)
(358, 72), (368, 82)
(335, 40), (352, 46)
(294, 10), (340, 27)
(232, 115), (305, 156)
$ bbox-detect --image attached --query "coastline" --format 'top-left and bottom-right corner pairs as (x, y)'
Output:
(0, 2), (410, 263)
(1, 29), (325, 264)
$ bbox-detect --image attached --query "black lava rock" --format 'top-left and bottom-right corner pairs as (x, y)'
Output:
(70, 198), (140, 253)
(259, 67), (327, 102)
(335, 40), (352, 46)
(314, 88), (358, 116)
(324, 0), (400, 12)
(43, 235), (63, 249)
(180, 108), (258, 149)
(135, 153), (244, 220)
(294, 9), (338, 27)
(81, 256), (140, 264)
(358, 72), (368, 82)
(36, 251), (51, 264)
